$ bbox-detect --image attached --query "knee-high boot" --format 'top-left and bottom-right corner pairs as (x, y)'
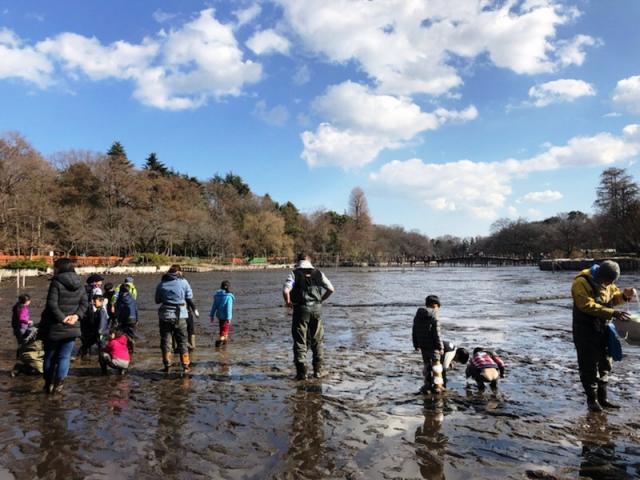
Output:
(181, 352), (191, 373)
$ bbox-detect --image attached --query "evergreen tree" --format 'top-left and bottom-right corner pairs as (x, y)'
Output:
(107, 141), (133, 169)
(144, 152), (170, 176)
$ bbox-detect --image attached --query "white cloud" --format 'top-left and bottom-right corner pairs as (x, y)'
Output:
(38, 33), (159, 81)
(624, 124), (640, 140)
(302, 124), (391, 169)
(254, 100), (289, 126)
(277, 0), (593, 96)
(152, 9), (179, 24)
(301, 81), (477, 168)
(528, 78), (595, 107)
(556, 34), (600, 67)
(246, 29), (291, 56)
(0, 28), (52, 87)
(612, 75), (640, 114)
(312, 81), (439, 139)
(234, 4), (262, 29)
(25, 12), (45, 22)
(292, 64), (310, 86)
(27, 9), (262, 110)
(518, 190), (563, 203)
(370, 125), (640, 218)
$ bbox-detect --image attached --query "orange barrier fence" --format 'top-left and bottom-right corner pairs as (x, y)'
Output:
(0, 255), (132, 266)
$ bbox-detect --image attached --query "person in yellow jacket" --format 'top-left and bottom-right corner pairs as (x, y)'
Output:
(571, 260), (635, 412)
(109, 276), (138, 316)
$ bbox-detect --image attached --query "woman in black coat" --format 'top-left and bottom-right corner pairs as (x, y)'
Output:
(40, 258), (88, 393)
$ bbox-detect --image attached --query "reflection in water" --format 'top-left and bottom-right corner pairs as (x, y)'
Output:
(153, 376), (192, 477)
(285, 384), (328, 479)
(217, 347), (231, 379)
(579, 413), (629, 480)
(108, 377), (131, 411)
(415, 397), (447, 480)
(36, 405), (82, 479)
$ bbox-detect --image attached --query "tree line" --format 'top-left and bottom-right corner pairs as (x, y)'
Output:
(1, 132), (638, 263)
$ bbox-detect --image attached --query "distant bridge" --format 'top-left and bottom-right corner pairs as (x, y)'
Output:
(435, 256), (538, 266)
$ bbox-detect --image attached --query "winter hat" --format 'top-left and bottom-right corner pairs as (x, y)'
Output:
(124, 276), (134, 284)
(92, 287), (104, 298)
(425, 295), (441, 307)
(597, 260), (620, 283)
(87, 274), (104, 284)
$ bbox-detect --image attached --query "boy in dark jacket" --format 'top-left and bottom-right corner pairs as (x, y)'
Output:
(413, 295), (444, 393)
(115, 284), (138, 355)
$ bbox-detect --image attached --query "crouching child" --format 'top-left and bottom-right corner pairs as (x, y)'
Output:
(441, 341), (470, 388)
(465, 347), (506, 391)
(11, 326), (44, 377)
(99, 329), (130, 375)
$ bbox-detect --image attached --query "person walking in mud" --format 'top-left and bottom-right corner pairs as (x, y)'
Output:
(283, 253), (335, 380)
(155, 264), (199, 373)
(571, 260), (635, 412)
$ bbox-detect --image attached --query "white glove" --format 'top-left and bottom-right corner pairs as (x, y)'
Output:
(194, 309), (200, 318)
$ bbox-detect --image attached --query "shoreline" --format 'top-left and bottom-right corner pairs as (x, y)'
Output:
(0, 263), (294, 281)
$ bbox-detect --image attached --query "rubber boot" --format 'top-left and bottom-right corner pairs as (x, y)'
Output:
(312, 362), (325, 379)
(587, 389), (603, 412)
(43, 378), (53, 394)
(181, 353), (191, 373)
(52, 379), (64, 394)
(295, 362), (307, 381)
(431, 360), (445, 393)
(188, 334), (196, 352)
(100, 361), (108, 376)
(597, 384), (620, 409)
(162, 352), (172, 373)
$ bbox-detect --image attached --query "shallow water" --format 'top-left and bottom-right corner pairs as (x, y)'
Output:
(0, 267), (639, 479)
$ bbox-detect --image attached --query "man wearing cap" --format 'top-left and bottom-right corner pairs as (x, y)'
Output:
(283, 253), (335, 380)
(571, 260), (635, 412)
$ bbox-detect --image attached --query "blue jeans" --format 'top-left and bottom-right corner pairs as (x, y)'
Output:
(43, 339), (76, 383)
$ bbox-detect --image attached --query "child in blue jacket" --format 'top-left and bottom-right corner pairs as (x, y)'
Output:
(210, 280), (235, 347)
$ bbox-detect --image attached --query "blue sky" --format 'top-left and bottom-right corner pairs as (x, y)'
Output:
(1, 0), (639, 237)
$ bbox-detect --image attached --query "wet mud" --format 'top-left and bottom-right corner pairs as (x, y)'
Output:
(0, 267), (639, 479)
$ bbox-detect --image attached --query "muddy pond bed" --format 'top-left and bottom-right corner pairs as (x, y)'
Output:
(0, 267), (639, 479)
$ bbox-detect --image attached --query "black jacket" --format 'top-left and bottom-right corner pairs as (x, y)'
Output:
(40, 271), (88, 342)
(412, 307), (443, 353)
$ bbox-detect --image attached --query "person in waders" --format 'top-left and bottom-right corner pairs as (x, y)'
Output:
(571, 260), (635, 412)
(155, 264), (198, 373)
(283, 253), (335, 380)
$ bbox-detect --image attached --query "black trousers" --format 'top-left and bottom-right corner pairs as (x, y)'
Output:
(573, 320), (611, 395)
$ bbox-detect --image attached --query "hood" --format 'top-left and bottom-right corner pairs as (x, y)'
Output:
(161, 272), (181, 283)
(55, 271), (83, 291)
(215, 289), (233, 298)
(294, 260), (314, 269)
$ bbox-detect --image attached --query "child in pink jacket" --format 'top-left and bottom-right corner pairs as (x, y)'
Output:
(99, 330), (130, 375)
